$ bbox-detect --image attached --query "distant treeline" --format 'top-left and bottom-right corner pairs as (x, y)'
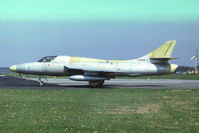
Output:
(177, 66), (197, 72)
(0, 67), (10, 73)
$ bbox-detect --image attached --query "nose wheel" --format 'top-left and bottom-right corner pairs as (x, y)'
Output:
(38, 76), (44, 86)
(38, 80), (44, 86)
(89, 80), (104, 87)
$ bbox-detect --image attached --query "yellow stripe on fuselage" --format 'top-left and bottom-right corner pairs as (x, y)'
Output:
(69, 56), (82, 63)
(69, 56), (130, 64)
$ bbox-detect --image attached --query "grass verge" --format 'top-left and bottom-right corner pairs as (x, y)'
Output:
(0, 89), (199, 133)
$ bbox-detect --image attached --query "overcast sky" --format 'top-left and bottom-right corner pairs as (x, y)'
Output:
(0, 0), (199, 67)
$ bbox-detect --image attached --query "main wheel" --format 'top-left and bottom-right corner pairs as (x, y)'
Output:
(89, 80), (104, 87)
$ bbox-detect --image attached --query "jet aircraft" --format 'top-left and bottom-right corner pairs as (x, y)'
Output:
(10, 40), (178, 87)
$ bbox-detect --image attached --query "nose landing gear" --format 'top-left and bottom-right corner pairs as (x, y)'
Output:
(38, 76), (44, 86)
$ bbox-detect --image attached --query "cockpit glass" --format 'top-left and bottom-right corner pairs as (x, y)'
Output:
(38, 56), (57, 62)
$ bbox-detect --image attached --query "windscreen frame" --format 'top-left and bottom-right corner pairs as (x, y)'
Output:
(38, 56), (57, 62)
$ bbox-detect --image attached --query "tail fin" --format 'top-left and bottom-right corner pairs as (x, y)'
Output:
(148, 40), (176, 59)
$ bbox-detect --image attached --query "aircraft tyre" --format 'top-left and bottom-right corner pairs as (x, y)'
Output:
(38, 80), (44, 86)
(89, 80), (104, 87)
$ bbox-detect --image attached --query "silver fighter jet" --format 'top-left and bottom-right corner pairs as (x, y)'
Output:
(10, 40), (178, 87)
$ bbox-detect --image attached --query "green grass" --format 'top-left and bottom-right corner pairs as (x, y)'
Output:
(0, 89), (199, 133)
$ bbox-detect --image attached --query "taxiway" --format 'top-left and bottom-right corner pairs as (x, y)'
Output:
(0, 75), (199, 89)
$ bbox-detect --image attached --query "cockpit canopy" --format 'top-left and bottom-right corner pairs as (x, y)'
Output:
(38, 56), (57, 62)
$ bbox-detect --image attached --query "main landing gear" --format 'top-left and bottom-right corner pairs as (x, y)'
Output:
(89, 80), (104, 87)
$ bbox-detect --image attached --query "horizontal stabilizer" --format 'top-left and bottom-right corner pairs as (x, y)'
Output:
(150, 57), (177, 60)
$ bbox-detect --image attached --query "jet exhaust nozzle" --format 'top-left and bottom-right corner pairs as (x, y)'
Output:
(170, 64), (178, 73)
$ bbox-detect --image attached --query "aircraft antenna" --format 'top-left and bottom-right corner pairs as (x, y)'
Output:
(196, 48), (198, 74)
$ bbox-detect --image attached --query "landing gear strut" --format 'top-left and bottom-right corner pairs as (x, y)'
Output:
(38, 76), (44, 86)
(89, 80), (104, 87)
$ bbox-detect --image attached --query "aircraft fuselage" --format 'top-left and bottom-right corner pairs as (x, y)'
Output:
(9, 40), (179, 87)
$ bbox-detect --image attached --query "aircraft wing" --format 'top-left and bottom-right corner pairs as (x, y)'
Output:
(64, 63), (116, 78)
(66, 67), (115, 73)
(65, 66), (156, 78)
(65, 62), (117, 73)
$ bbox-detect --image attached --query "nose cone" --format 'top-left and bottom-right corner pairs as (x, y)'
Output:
(9, 65), (17, 72)
(170, 64), (178, 73)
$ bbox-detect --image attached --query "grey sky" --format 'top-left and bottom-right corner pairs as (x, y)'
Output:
(0, 22), (198, 67)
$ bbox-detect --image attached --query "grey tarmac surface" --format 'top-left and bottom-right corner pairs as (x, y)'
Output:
(0, 75), (199, 89)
